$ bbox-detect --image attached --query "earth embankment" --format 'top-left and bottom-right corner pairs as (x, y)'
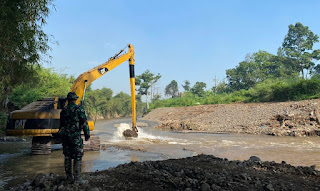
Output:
(143, 99), (320, 136)
(11, 155), (320, 191)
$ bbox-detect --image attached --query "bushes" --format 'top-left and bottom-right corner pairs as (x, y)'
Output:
(247, 77), (320, 102)
(149, 77), (320, 110)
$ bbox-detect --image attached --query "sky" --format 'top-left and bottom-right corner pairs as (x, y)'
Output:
(43, 0), (320, 97)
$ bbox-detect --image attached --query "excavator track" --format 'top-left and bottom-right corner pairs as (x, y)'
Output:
(31, 136), (52, 155)
(83, 134), (100, 151)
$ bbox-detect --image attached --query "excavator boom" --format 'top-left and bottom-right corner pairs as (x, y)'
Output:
(6, 44), (138, 140)
(6, 44), (138, 154)
(71, 44), (137, 133)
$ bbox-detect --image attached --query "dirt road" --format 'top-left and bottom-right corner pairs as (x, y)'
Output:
(143, 99), (320, 136)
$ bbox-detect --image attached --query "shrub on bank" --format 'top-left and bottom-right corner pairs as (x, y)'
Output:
(248, 77), (320, 102)
(149, 77), (320, 110)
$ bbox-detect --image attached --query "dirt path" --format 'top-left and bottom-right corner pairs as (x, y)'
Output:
(143, 99), (320, 136)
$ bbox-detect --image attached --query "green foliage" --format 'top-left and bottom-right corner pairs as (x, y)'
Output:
(247, 77), (320, 102)
(0, 0), (54, 111)
(165, 80), (178, 97)
(150, 92), (198, 109)
(136, 70), (161, 96)
(9, 67), (73, 109)
(182, 80), (191, 92)
(150, 77), (320, 109)
(85, 88), (144, 120)
(212, 79), (229, 94)
(135, 70), (161, 109)
(226, 50), (298, 91)
(282, 22), (320, 78)
(151, 94), (161, 103)
(191, 82), (207, 97)
(226, 23), (320, 92)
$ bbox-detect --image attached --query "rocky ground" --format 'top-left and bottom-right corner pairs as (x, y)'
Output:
(10, 154), (320, 191)
(143, 99), (320, 136)
(7, 100), (320, 190)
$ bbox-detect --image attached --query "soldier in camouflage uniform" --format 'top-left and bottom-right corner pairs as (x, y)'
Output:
(60, 92), (90, 184)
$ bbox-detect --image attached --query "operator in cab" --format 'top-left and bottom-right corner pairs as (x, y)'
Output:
(59, 92), (90, 184)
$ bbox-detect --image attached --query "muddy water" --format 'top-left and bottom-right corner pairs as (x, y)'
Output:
(1, 118), (320, 190)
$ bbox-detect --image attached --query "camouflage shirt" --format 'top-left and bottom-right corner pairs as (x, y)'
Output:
(60, 102), (90, 159)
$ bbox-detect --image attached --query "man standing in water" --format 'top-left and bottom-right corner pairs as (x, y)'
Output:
(60, 92), (90, 184)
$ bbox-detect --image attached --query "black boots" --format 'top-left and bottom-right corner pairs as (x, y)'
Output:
(73, 158), (88, 184)
(64, 157), (88, 184)
(64, 157), (73, 183)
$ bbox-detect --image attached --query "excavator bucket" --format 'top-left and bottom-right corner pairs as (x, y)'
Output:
(123, 129), (138, 137)
(123, 126), (138, 137)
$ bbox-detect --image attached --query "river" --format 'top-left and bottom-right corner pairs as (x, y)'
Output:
(0, 118), (320, 190)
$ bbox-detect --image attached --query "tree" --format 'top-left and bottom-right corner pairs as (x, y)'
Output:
(226, 51), (268, 91)
(86, 90), (100, 122)
(150, 74), (161, 101)
(85, 87), (114, 121)
(191, 82), (207, 97)
(182, 80), (191, 92)
(312, 64), (320, 78)
(212, 79), (228, 94)
(114, 92), (131, 116)
(135, 70), (161, 109)
(226, 50), (298, 91)
(151, 94), (161, 103)
(9, 67), (73, 109)
(165, 80), (178, 97)
(0, 0), (54, 111)
(282, 22), (320, 78)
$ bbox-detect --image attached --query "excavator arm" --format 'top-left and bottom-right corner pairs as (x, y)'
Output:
(71, 44), (137, 132)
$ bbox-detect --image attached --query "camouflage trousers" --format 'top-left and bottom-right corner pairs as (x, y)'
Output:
(63, 134), (84, 161)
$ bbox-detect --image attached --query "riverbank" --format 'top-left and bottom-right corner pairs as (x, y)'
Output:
(10, 154), (320, 191)
(3, 117), (320, 190)
(143, 99), (320, 137)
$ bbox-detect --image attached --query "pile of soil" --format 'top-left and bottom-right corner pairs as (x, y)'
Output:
(143, 99), (320, 136)
(10, 155), (320, 191)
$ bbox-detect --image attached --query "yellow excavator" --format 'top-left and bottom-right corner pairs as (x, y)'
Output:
(6, 44), (138, 154)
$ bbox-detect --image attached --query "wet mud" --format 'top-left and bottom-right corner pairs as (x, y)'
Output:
(10, 154), (320, 191)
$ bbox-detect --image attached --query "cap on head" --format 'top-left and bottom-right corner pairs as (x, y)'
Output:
(67, 92), (79, 100)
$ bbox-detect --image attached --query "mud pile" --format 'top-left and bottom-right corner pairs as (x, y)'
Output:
(10, 154), (320, 191)
(143, 99), (320, 136)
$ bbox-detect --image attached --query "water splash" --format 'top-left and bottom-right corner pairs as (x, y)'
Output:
(110, 123), (132, 142)
(110, 123), (178, 144)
